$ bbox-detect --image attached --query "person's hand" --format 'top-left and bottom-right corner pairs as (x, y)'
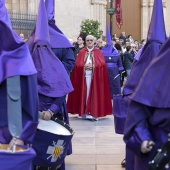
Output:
(85, 64), (93, 70)
(141, 140), (155, 153)
(42, 110), (52, 120)
(8, 137), (24, 150)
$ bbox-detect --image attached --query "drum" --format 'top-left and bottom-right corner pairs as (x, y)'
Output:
(113, 94), (127, 134)
(32, 117), (74, 167)
(0, 144), (36, 170)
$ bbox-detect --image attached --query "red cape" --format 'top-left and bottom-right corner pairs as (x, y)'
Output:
(67, 47), (112, 117)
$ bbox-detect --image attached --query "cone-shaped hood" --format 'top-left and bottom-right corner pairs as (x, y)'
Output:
(147, 0), (166, 43)
(106, 25), (112, 45)
(45, 0), (73, 48)
(123, 0), (167, 96)
(27, 0), (73, 49)
(0, 0), (37, 83)
(0, 0), (12, 28)
(131, 37), (170, 108)
(102, 25), (119, 57)
(45, 0), (55, 22)
(31, 0), (73, 97)
(34, 0), (50, 43)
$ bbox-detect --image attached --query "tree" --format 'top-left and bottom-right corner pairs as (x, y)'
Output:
(80, 19), (100, 39)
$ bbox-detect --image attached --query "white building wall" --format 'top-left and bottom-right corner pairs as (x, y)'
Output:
(54, 0), (107, 41)
(5, 0), (170, 40)
(141, 0), (169, 39)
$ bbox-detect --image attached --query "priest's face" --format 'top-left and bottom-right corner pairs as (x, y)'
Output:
(86, 35), (94, 49)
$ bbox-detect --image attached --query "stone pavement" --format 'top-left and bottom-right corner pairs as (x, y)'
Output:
(65, 114), (125, 170)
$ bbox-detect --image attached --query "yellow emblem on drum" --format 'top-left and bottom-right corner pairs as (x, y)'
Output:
(53, 147), (63, 158)
(47, 140), (64, 162)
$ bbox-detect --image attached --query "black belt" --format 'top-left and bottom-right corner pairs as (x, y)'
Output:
(33, 165), (61, 170)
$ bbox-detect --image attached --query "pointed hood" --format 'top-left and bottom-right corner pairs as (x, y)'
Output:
(45, 0), (73, 48)
(123, 0), (167, 96)
(131, 37), (170, 108)
(34, 0), (50, 43)
(27, 0), (73, 49)
(102, 25), (119, 57)
(0, 0), (37, 83)
(31, 0), (73, 97)
(147, 0), (166, 43)
(106, 24), (112, 45)
(45, 0), (55, 22)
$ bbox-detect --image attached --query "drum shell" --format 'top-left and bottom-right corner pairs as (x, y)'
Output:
(0, 145), (36, 170)
(113, 94), (127, 134)
(32, 127), (73, 167)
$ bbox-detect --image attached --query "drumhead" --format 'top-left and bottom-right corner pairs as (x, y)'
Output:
(38, 119), (72, 136)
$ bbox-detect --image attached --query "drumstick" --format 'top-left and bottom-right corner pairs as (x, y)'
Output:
(113, 71), (126, 80)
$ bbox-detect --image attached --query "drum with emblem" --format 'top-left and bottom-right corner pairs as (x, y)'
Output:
(32, 117), (74, 167)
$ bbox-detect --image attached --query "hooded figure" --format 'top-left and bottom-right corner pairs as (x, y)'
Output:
(27, 0), (75, 74)
(0, 0), (38, 169)
(123, 1), (170, 170)
(30, 1), (73, 170)
(123, 0), (167, 96)
(102, 25), (124, 97)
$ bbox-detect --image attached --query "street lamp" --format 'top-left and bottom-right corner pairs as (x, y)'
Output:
(106, 0), (115, 37)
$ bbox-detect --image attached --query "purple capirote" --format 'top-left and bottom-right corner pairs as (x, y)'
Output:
(31, 0), (73, 98)
(0, 0), (37, 84)
(123, 0), (167, 96)
(102, 24), (119, 57)
(27, 0), (73, 50)
(131, 37), (170, 108)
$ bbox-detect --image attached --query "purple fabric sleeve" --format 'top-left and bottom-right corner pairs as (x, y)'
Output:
(126, 125), (153, 156)
(119, 66), (124, 71)
(49, 96), (65, 114)
(124, 100), (153, 155)
(20, 122), (38, 143)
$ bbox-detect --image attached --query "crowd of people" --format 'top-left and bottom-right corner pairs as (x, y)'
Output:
(73, 30), (146, 88)
(1, 0), (170, 170)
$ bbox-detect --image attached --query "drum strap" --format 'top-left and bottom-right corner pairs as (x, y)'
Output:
(7, 76), (22, 138)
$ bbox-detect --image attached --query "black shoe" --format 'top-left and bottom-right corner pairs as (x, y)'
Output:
(121, 158), (126, 168)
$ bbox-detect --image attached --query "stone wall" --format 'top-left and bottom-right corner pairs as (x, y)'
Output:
(54, 0), (107, 41)
(5, 0), (170, 40)
(5, 0), (107, 41)
(141, 0), (169, 39)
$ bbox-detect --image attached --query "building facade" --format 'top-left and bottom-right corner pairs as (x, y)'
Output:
(110, 0), (169, 41)
(5, 0), (170, 41)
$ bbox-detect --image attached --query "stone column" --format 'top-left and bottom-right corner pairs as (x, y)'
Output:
(11, 0), (20, 12)
(162, 0), (168, 35)
(141, 0), (149, 39)
(148, 0), (153, 22)
(28, 0), (39, 14)
(5, 0), (12, 12)
(90, 0), (107, 36)
(19, 0), (28, 13)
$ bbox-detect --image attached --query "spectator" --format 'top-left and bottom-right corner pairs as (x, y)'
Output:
(99, 30), (106, 41)
(96, 39), (104, 50)
(67, 35), (112, 121)
(139, 39), (146, 49)
(74, 35), (85, 58)
(123, 46), (134, 78)
(119, 31), (126, 45)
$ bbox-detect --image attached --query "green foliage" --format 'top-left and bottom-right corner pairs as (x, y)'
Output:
(80, 19), (100, 39)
